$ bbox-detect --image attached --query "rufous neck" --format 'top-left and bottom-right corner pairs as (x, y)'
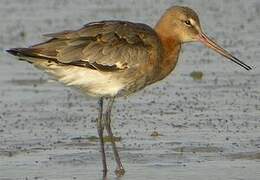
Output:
(154, 25), (182, 82)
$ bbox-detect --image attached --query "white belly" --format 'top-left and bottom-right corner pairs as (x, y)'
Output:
(35, 61), (125, 97)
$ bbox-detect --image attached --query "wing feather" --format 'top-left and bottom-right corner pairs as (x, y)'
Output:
(29, 21), (161, 71)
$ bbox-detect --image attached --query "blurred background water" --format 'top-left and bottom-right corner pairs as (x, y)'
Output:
(0, 0), (260, 180)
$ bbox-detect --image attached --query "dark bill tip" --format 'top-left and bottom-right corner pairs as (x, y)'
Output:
(198, 33), (252, 71)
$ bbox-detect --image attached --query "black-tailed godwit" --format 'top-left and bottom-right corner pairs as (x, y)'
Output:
(7, 6), (252, 177)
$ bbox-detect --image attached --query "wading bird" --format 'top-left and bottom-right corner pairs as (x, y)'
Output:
(7, 6), (251, 177)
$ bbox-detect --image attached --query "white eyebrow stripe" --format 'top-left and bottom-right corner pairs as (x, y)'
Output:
(189, 18), (196, 25)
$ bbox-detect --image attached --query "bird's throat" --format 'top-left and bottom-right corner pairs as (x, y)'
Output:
(155, 32), (182, 82)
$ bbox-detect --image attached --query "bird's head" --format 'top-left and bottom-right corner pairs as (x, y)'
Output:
(155, 6), (252, 70)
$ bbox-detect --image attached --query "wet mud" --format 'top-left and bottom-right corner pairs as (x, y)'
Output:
(0, 0), (260, 180)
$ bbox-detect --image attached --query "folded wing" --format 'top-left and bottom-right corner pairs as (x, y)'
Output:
(25, 21), (160, 71)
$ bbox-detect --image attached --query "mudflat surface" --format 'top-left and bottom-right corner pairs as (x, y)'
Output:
(0, 0), (260, 180)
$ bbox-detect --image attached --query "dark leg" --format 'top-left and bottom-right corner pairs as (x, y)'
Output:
(96, 97), (107, 177)
(104, 97), (125, 177)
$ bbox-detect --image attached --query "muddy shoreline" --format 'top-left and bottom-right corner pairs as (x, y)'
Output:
(1, 0), (260, 180)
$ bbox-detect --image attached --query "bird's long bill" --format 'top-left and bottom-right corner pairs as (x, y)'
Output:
(198, 33), (252, 70)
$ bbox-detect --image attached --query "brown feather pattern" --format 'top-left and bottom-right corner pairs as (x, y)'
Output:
(22, 21), (160, 72)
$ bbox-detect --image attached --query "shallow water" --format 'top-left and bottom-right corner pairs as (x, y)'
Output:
(0, 0), (260, 180)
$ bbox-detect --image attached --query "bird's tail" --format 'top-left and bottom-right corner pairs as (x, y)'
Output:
(6, 48), (47, 63)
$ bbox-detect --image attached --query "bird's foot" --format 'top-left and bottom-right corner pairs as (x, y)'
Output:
(115, 167), (125, 177)
(102, 168), (108, 179)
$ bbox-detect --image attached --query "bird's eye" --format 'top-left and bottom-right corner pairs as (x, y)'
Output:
(184, 20), (192, 26)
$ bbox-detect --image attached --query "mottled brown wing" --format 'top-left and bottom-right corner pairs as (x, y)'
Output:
(31, 21), (160, 71)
